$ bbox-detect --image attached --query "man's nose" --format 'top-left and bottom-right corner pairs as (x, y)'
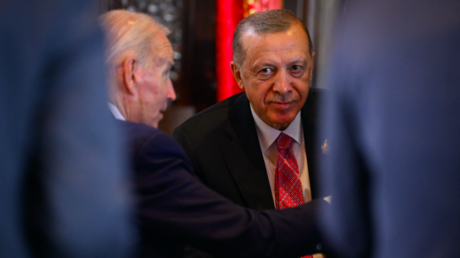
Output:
(167, 78), (176, 101)
(272, 70), (291, 95)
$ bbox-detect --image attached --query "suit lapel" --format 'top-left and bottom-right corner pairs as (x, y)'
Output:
(222, 94), (275, 210)
(301, 89), (324, 199)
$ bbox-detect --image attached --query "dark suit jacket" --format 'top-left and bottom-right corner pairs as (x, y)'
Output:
(0, 1), (132, 257)
(320, 1), (460, 257)
(120, 120), (328, 258)
(173, 89), (327, 211)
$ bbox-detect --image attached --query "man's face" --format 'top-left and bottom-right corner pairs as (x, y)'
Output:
(135, 31), (176, 128)
(233, 24), (314, 130)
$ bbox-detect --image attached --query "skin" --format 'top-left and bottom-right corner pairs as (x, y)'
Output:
(231, 24), (315, 130)
(119, 28), (176, 128)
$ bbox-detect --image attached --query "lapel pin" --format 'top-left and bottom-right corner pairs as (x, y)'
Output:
(321, 139), (329, 154)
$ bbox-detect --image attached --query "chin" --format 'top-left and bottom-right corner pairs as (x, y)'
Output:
(269, 113), (296, 124)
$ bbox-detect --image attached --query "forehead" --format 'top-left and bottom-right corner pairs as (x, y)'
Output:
(241, 25), (310, 65)
(150, 29), (174, 65)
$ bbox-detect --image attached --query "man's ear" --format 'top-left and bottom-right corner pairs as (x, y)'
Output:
(310, 51), (316, 77)
(230, 61), (244, 90)
(121, 56), (138, 95)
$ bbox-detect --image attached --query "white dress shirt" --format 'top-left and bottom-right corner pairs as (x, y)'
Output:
(250, 104), (312, 207)
(108, 103), (125, 121)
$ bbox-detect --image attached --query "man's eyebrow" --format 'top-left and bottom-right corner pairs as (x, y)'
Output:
(157, 56), (174, 67)
(251, 60), (276, 69)
(288, 59), (307, 65)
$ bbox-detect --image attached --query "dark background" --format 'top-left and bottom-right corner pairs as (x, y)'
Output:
(102, 0), (347, 134)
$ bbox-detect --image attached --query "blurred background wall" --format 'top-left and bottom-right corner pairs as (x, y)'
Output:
(101, 0), (347, 135)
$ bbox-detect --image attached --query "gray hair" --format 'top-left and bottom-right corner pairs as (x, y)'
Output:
(232, 9), (313, 66)
(100, 10), (170, 70)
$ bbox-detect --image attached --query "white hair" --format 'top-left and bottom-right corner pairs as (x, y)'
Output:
(100, 10), (170, 69)
(99, 10), (170, 102)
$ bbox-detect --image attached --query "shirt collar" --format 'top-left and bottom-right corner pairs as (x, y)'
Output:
(108, 103), (125, 121)
(250, 104), (302, 152)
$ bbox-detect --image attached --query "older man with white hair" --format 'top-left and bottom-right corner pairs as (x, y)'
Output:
(100, 10), (328, 258)
(102, 10), (176, 128)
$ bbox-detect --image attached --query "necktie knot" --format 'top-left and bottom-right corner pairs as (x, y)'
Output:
(276, 132), (293, 150)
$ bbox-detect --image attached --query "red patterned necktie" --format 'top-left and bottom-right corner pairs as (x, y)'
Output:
(275, 132), (304, 209)
(275, 133), (313, 258)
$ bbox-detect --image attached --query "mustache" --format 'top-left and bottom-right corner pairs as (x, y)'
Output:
(269, 93), (298, 103)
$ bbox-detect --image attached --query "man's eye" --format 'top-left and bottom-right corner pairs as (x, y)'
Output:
(163, 71), (169, 80)
(291, 65), (302, 71)
(260, 68), (272, 74)
(290, 65), (304, 76)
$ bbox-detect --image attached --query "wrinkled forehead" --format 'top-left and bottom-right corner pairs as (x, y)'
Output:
(242, 24), (310, 55)
(244, 26), (309, 53)
(150, 29), (174, 65)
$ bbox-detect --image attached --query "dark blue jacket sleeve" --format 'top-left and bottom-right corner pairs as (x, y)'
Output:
(124, 122), (327, 258)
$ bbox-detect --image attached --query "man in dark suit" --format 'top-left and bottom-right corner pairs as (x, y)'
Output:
(101, 10), (329, 258)
(173, 9), (328, 222)
(174, 9), (329, 258)
(0, 1), (133, 257)
(319, 0), (460, 257)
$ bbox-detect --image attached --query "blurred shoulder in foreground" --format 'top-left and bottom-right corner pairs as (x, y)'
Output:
(320, 0), (460, 257)
(0, 0), (133, 257)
